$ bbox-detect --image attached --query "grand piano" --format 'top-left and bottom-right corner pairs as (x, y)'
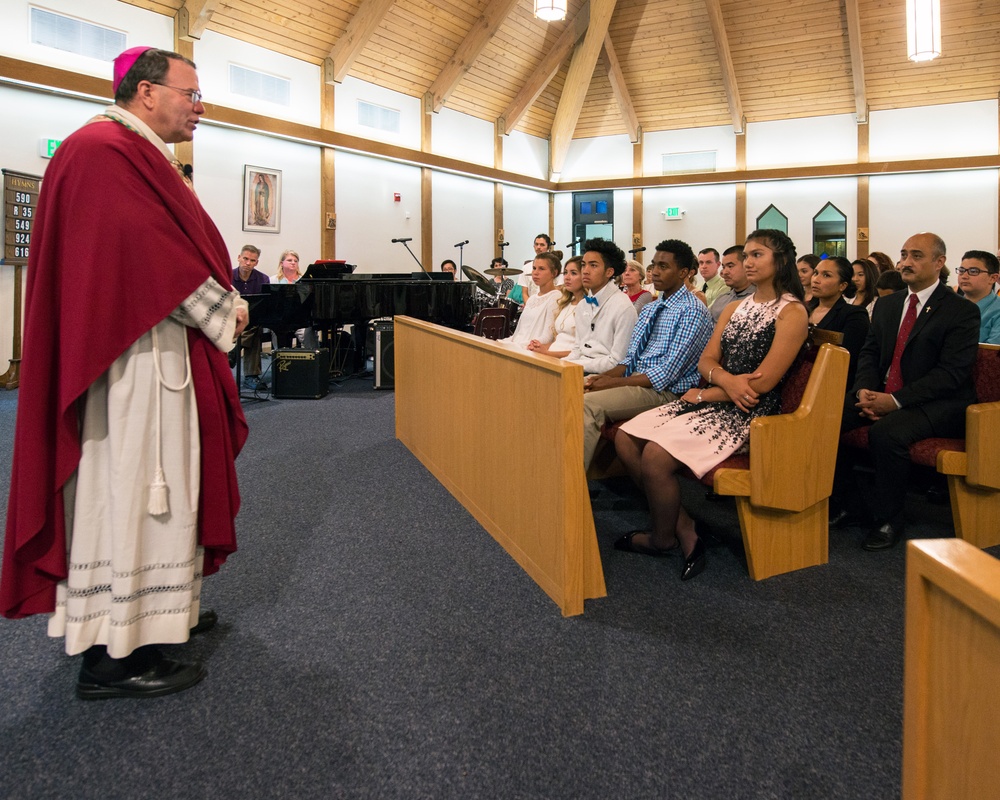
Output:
(244, 271), (476, 373)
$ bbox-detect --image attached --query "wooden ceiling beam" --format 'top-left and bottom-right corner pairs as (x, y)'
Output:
(550, 0), (619, 176)
(844, 0), (868, 123)
(424, 0), (521, 114)
(703, 0), (744, 134)
(177, 0), (222, 42)
(498, 2), (591, 135)
(601, 33), (639, 144)
(324, 0), (397, 85)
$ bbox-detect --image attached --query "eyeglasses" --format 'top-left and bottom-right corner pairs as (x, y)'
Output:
(956, 267), (992, 276)
(150, 83), (203, 105)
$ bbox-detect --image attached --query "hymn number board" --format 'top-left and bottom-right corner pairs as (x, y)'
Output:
(3, 170), (41, 265)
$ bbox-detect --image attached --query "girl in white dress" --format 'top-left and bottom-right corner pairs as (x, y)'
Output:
(501, 252), (562, 349)
(528, 255), (585, 357)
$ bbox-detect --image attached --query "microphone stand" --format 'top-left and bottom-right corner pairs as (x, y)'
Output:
(629, 246), (647, 258)
(565, 238), (582, 257)
(455, 239), (468, 271)
(394, 239), (425, 272)
(498, 241), (509, 262)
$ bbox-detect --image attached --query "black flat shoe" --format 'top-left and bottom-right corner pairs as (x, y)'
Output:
(190, 609), (218, 636)
(680, 537), (706, 581)
(614, 531), (680, 557)
(77, 658), (206, 700)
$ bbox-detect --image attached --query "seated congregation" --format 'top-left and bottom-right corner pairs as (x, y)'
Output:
(485, 229), (995, 580)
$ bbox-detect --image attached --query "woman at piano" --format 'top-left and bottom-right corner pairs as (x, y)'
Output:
(273, 249), (303, 283)
(271, 249), (316, 348)
(500, 252), (562, 349)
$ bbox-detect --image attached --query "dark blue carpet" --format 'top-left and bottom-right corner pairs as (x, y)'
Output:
(0, 378), (986, 799)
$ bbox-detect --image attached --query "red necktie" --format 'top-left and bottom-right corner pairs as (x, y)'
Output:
(884, 293), (919, 394)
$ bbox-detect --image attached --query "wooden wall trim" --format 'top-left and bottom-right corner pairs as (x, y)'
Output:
(857, 123), (870, 258)
(3, 55), (998, 199)
(0, 56), (555, 192)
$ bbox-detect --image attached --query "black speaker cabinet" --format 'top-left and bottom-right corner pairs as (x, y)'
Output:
(272, 348), (330, 399)
(373, 320), (394, 390)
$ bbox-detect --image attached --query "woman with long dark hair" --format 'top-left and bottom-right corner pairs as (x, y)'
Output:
(809, 256), (869, 387)
(850, 258), (879, 318)
(613, 229), (808, 581)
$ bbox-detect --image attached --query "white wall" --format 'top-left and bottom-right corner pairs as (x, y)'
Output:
(869, 171), (999, 261)
(643, 185), (737, 254)
(553, 193), (573, 252)
(746, 178), (858, 259)
(561, 134), (633, 180)
(613, 189), (634, 256)
(194, 124), (321, 271)
(432, 108), (493, 167)
(0, 0), (171, 80)
(503, 187), (550, 264)
(0, 87), (108, 369)
(504, 131), (549, 180)
(746, 114), (859, 169)
(194, 31), (321, 127)
(431, 172), (494, 272)
(334, 77), (421, 151)
(334, 151), (422, 272)
(870, 100), (999, 161)
(643, 126), (738, 174)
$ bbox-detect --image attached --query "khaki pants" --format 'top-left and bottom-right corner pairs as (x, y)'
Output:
(583, 385), (678, 468)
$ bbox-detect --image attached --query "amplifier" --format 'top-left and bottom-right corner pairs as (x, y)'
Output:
(272, 348), (330, 399)
(372, 319), (394, 390)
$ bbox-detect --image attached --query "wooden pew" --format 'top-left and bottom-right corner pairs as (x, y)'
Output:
(711, 342), (849, 579)
(394, 316), (605, 616)
(902, 539), (1000, 799)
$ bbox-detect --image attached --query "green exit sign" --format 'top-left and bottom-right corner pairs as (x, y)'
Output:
(663, 206), (684, 220)
(38, 138), (63, 158)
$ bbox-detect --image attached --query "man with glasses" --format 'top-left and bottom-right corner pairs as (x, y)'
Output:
(1, 47), (248, 699)
(956, 250), (1000, 344)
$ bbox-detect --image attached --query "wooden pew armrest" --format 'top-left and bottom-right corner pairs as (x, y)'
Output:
(747, 344), (849, 512)
(967, 400), (1000, 490)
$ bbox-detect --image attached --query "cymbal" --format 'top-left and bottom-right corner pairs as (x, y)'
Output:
(484, 267), (523, 277)
(461, 266), (495, 295)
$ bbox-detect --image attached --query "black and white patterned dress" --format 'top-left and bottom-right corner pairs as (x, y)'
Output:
(619, 293), (797, 478)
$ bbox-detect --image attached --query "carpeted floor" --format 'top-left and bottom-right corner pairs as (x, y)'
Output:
(0, 375), (984, 799)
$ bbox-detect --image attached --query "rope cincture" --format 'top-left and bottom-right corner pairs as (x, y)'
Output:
(147, 326), (192, 516)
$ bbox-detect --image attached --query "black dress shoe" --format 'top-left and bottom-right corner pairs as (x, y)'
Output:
(190, 609), (218, 636)
(862, 522), (903, 552)
(77, 658), (206, 700)
(680, 537), (707, 581)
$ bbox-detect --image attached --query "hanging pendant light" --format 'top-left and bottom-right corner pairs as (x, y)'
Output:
(906, 0), (941, 62)
(534, 0), (567, 22)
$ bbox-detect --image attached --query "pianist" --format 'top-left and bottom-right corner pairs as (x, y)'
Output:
(231, 244), (270, 389)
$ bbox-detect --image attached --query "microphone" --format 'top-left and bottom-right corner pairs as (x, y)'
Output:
(629, 246), (646, 256)
(565, 238), (581, 249)
(454, 240), (469, 247)
(391, 237), (413, 244)
(498, 241), (509, 247)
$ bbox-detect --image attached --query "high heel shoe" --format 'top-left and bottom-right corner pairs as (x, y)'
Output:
(680, 537), (706, 581)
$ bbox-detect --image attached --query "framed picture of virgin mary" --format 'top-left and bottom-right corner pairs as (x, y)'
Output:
(243, 165), (281, 233)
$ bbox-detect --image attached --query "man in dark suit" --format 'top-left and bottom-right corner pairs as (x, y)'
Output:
(836, 232), (980, 551)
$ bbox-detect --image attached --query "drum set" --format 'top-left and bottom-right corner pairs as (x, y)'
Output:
(464, 263), (523, 321)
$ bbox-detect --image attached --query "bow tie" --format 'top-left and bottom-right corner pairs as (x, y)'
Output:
(585, 296), (599, 306)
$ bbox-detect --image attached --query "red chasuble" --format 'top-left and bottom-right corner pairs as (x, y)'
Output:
(1, 117), (248, 619)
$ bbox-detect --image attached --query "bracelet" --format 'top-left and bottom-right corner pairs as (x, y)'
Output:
(696, 389), (704, 403)
(708, 367), (717, 385)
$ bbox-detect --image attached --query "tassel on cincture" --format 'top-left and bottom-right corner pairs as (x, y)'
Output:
(148, 468), (170, 516)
